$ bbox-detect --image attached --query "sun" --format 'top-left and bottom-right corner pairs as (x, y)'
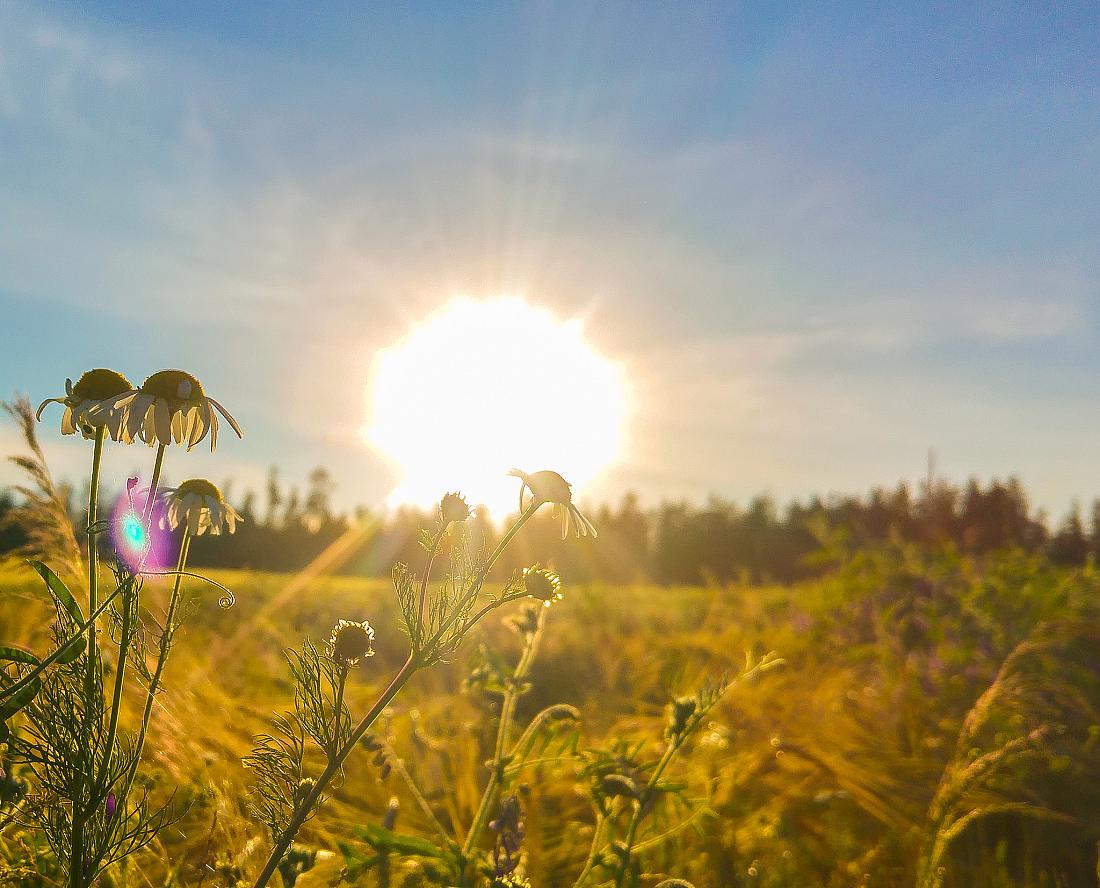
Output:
(363, 297), (628, 517)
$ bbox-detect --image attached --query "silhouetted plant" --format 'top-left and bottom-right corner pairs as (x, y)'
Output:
(0, 368), (242, 888)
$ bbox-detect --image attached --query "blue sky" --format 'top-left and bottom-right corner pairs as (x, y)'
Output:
(1, 1), (1098, 518)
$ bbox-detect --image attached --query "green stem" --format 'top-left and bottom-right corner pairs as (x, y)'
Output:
(85, 441), (166, 867)
(612, 736), (680, 888)
(85, 427), (105, 706)
(387, 751), (450, 842)
(99, 533), (190, 816)
(331, 664), (348, 760)
(251, 503), (541, 888)
(68, 814), (86, 888)
(460, 607), (546, 863)
(68, 426), (106, 888)
(414, 531), (443, 650)
(94, 579), (135, 803)
(141, 444), (166, 523)
(573, 812), (607, 888)
(251, 653), (419, 888)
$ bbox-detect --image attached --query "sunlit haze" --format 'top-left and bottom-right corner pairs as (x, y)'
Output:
(364, 298), (627, 517)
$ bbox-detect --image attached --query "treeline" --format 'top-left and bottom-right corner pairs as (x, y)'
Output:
(2, 470), (1099, 585)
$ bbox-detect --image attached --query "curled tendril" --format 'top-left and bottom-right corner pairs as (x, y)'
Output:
(137, 570), (236, 609)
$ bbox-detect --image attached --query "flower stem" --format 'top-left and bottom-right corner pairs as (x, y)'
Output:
(87, 441), (166, 861)
(85, 426), (105, 701)
(460, 607), (546, 865)
(415, 530), (443, 649)
(142, 444), (166, 523)
(68, 426), (105, 888)
(100, 533), (191, 820)
(331, 664), (348, 760)
(251, 653), (419, 888)
(573, 812), (607, 888)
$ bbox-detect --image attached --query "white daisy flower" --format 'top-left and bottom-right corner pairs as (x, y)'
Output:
(160, 478), (243, 536)
(507, 468), (598, 540)
(36, 368), (134, 441)
(92, 369), (242, 452)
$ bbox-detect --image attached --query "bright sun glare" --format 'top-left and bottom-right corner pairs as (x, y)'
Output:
(364, 298), (628, 517)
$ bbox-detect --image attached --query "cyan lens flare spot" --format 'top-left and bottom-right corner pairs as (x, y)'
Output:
(110, 488), (169, 572)
(122, 513), (147, 551)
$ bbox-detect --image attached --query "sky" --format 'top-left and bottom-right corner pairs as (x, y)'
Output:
(1, 1), (1098, 519)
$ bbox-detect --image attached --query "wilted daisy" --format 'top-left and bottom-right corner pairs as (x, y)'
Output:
(328, 619), (376, 667)
(507, 468), (598, 539)
(439, 491), (472, 525)
(36, 369), (133, 440)
(161, 478), (242, 536)
(523, 566), (563, 607)
(93, 369), (242, 452)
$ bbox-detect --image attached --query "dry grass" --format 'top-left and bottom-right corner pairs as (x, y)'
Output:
(2, 544), (1100, 887)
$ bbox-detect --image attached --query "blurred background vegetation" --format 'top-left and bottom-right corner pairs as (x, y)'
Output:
(3, 462), (1098, 584)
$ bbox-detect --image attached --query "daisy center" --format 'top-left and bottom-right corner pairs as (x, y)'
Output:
(141, 369), (206, 403)
(71, 369), (133, 402)
(175, 478), (224, 501)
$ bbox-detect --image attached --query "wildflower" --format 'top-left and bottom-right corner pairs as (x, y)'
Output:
(522, 566), (562, 606)
(94, 369), (242, 452)
(36, 369), (133, 440)
(507, 468), (597, 539)
(489, 795), (526, 876)
(161, 479), (243, 536)
(328, 619), (375, 667)
(105, 792), (117, 821)
(440, 491), (472, 525)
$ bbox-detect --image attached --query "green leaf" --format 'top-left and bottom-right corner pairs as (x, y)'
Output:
(0, 676), (41, 719)
(27, 560), (85, 627)
(54, 634), (87, 665)
(0, 646), (43, 718)
(352, 823), (446, 859)
(0, 646), (39, 667)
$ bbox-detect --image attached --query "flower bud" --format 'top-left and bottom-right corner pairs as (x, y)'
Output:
(522, 566), (563, 606)
(666, 695), (697, 738)
(440, 492), (472, 525)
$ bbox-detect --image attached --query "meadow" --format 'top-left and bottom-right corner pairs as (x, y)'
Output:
(4, 543), (1098, 887)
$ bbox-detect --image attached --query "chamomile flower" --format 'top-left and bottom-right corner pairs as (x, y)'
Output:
(507, 468), (598, 540)
(94, 369), (242, 452)
(328, 619), (376, 667)
(36, 369), (133, 440)
(161, 478), (242, 536)
(523, 566), (563, 606)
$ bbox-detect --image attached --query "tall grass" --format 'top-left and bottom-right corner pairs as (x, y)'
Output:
(3, 542), (1098, 886)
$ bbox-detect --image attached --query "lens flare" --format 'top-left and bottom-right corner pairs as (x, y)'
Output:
(109, 487), (170, 572)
